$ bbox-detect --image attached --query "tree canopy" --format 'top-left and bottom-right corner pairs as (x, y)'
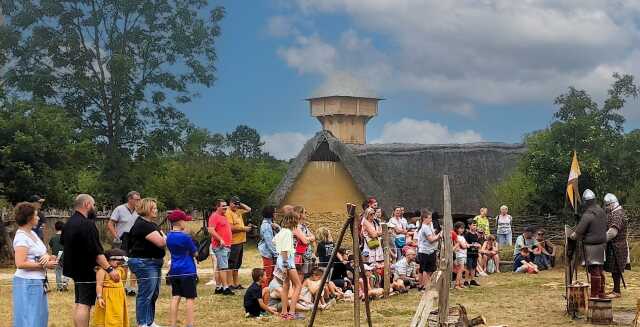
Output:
(491, 73), (639, 215)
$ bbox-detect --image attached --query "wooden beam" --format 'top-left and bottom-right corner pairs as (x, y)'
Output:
(438, 175), (453, 326)
(308, 213), (353, 327)
(352, 206), (361, 327)
(383, 223), (391, 298)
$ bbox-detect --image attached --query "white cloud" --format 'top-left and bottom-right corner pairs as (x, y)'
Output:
(266, 16), (298, 37)
(371, 118), (483, 144)
(273, 1), (640, 119)
(262, 132), (312, 160)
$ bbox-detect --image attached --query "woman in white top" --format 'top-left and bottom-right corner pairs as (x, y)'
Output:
(273, 212), (302, 320)
(12, 202), (57, 327)
(495, 205), (513, 246)
(362, 208), (384, 264)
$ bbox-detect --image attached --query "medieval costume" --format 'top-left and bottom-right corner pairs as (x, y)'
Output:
(603, 193), (629, 298)
(571, 189), (607, 299)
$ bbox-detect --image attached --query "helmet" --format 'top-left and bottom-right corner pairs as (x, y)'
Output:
(582, 189), (596, 201)
(604, 193), (618, 205)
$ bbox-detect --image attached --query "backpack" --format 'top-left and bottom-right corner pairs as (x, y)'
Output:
(195, 212), (211, 262)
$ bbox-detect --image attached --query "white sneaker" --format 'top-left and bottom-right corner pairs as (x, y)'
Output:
(205, 279), (216, 286)
(479, 272), (488, 277)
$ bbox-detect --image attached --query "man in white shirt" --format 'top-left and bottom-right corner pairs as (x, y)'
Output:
(107, 191), (140, 295)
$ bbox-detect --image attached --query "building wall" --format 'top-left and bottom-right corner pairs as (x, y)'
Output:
(282, 161), (365, 215)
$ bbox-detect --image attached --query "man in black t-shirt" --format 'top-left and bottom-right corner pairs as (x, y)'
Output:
(464, 219), (482, 287)
(61, 194), (120, 327)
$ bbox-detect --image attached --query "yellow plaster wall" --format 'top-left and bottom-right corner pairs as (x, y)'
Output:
(282, 161), (365, 215)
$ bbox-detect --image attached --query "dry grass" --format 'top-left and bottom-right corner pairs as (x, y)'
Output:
(1, 246), (639, 326)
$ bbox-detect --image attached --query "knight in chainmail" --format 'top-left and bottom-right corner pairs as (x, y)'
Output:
(570, 189), (607, 299)
(603, 193), (629, 299)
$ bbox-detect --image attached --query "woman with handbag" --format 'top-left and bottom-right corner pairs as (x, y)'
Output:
(293, 206), (316, 279)
(362, 208), (383, 264)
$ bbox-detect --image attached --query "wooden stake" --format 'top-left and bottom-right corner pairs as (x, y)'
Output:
(352, 208), (361, 327)
(438, 175), (453, 326)
(307, 212), (353, 327)
(383, 223), (391, 298)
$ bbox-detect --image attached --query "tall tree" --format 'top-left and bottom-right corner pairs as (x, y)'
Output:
(226, 125), (267, 159)
(494, 73), (638, 214)
(1, 0), (224, 166)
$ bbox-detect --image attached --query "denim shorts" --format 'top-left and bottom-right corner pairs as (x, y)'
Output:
(213, 246), (230, 269)
(277, 252), (296, 270)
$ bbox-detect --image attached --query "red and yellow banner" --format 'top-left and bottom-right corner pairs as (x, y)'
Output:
(566, 151), (581, 211)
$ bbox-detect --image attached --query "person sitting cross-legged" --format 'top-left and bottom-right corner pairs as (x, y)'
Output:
(480, 235), (501, 274)
(532, 229), (555, 271)
(514, 247), (538, 274)
(392, 248), (419, 290)
(244, 268), (278, 318)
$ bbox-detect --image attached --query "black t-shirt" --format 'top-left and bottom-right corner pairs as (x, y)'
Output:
(464, 231), (480, 257)
(317, 241), (335, 267)
(128, 217), (166, 259)
(61, 212), (104, 282)
(243, 282), (263, 317)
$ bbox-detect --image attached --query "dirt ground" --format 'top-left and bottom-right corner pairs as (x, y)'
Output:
(1, 246), (638, 326)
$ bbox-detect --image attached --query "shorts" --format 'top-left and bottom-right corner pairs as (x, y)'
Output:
(466, 255), (478, 270)
(277, 252), (296, 270)
(169, 275), (198, 299)
(229, 243), (244, 270)
(417, 252), (437, 273)
(454, 257), (466, 266)
(213, 246), (230, 270)
(74, 280), (97, 306)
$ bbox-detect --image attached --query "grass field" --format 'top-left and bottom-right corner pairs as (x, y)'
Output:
(1, 246), (638, 326)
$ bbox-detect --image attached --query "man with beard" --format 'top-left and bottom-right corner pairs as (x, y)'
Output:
(570, 189), (607, 299)
(603, 193), (629, 299)
(61, 194), (121, 327)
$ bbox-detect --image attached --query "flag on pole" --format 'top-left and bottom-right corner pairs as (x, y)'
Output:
(566, 151), (581, 211)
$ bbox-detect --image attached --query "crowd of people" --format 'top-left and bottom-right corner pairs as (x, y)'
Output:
(9, 189), (629, 326)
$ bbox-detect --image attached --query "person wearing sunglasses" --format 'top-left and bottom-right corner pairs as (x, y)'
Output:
(532, 229), (555, 270)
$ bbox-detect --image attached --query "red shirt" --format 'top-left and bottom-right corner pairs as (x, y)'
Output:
(209, 212), (232, 248)
(451, 230), (458, 243)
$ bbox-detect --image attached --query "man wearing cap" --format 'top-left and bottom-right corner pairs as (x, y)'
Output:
(29, 195), (47, 240)
(225, 196), (252, 290)
(513, 226), (536, 260)
(571, 189), (607, 299)
(107, 191), (141, 295)
(603, 193), (629, 298)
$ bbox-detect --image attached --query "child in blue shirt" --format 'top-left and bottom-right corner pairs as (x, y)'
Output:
(167, 210), (198, 327)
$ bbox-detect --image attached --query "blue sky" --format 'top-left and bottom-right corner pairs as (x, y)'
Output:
(181, 1), (640, 159)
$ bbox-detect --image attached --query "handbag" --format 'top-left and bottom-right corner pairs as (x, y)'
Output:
(394, 236), (406, 248)
(195, 213), (211, 262)
(367, 238), (381, 249)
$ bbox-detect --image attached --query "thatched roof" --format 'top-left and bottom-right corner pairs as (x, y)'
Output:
(267, 131), (526, 215)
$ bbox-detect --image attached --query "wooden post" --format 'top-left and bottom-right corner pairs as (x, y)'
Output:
(382, 223), (391, 298)
(352, 207), (361, 327)
(308, 214), (353, 327)
(438, 175), (453, 326)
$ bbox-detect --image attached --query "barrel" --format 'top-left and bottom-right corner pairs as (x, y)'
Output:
(588, 298), (613, 325)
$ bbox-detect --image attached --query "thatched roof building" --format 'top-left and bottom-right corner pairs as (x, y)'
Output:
(267, 130), (525, 216)
(267, 94), (525, 217)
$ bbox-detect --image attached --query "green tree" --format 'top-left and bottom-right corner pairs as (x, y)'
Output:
(496, 73), (638, 214)
(226, 125), (268, 159)
(0, 101), (98, 206)
(2, 1), (225, 201)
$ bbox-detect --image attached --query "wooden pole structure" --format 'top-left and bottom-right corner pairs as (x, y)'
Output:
(352, 207), (362, 327)
(382, 223), (391, 298)
(356, 245), (373, 327)
(307, 211), (354, 327)
(438, 175), (454, 326)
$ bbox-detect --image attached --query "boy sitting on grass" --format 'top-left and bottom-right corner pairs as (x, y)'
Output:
(244, 268), (278, 318)
(514, 247), (538, 274)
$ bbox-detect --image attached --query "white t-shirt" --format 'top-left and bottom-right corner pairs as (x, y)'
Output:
(418, 222), (438, 254)
(110, 204), (138, 238)
(13, 229), (47, 279)
(455, 235), (468, 259)
(389, 216), (408, 239)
